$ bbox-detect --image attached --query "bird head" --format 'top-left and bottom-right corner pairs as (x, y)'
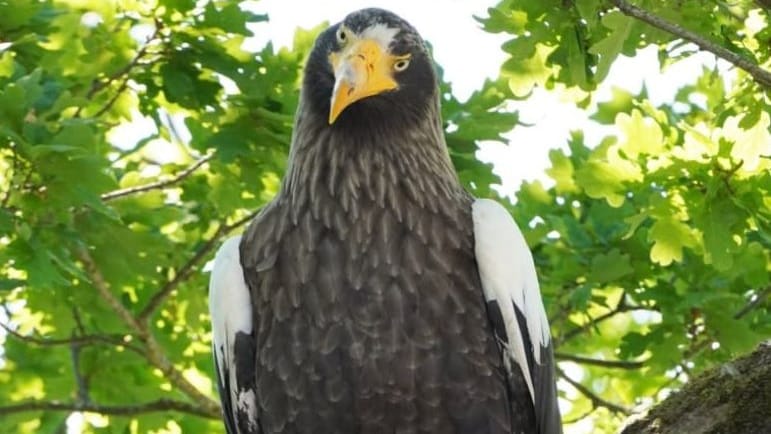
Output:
(302, 9), (438, 130)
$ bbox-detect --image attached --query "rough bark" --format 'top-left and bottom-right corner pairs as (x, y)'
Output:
(620, 342), (771, 434)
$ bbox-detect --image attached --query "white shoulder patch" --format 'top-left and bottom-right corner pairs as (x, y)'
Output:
(360, 23), (400, 49)
(209, 236), (252, 359)
(209, 235), (254, 416)
(472, 198), (551, 402)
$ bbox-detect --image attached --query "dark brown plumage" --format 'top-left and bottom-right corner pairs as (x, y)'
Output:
(210, 8), (560, 434)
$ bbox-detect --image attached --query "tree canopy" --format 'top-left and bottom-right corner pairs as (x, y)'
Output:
(0, 0), (769, 433)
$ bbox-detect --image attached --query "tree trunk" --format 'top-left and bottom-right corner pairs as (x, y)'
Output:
(620, 342), (771, 434)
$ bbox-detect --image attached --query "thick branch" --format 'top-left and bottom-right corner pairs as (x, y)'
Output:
(137, 208), (260, 322)
(556, 352), (646, 369)
(101, 154), (213, 202)
(557, 367), (632, 415)
(77, 248), (144, 331)
(0, 399), (216, 419)
(613, 0), (771, 88)
(76, 248), (221, 418)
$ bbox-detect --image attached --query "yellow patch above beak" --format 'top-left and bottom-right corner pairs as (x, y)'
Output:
(328, 39), (406, 124)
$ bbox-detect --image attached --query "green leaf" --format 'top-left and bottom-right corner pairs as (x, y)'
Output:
(574, 159), (627, 207)
(619, 331), (648, 359)
(647, 217), (696, 266)
(545, 149), (578, 193)
(502, 43), (555, 96)
(615, 109), (665, 158)
(704, 306), (758, 354)
(589, 249), (633, 283)
(203, 2), (255, 35)
(593, 87), (637, 124)
(0, 278), (25, 291)
(588, 11), (634, 82)
(699, 194), (743, 271)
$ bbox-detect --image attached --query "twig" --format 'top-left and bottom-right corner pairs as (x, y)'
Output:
(612, 0), (771, 88)
(555, 352), (646, 369)
(137, 208), (260, 322)
(557, 294), (654, 344)
(734, 286), (770, 319)
(0, 320), (143, 355)
(70, 332), (91, 405)
(75, 23), (162, 117)
(91, 76), (132, 118)
(76, 247), (221, 418)
(557, 367), (631, 415)
(0, 399), (216, 419)
(101, 154), (213, 202)
(562, 407), (596, 425)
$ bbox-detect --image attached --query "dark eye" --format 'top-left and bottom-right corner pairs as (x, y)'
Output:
(394, 58), (410, 72)
(336, 27), (348, 44)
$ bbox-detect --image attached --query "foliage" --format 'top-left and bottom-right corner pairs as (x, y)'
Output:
(0, 0), (768, 434)
(480, 0), (771, 430)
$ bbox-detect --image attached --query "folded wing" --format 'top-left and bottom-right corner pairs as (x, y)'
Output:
(209, 236), (260, 434)
(472, 199), (562, 434)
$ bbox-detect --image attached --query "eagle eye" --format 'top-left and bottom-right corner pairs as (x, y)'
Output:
(336, 27), (348, 44)
(394, 58), (410, 72)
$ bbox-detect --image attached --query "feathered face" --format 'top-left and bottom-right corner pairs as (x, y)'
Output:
(302, 8), (438, 131)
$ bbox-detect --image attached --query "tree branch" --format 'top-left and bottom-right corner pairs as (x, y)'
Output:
(76, 248), (221, 418)
(0, 319), (143, 355)
(137, 208), (260, 323)
(556, 352), (646, 369)
(557, 367), (632, 415)
(75, 22), (162, 117)
(91, 75), (132, 118)
(0, 399), (216, 419)
(557, 294), (654, 345)
(754, 0), (771, 11)
(70, 332), (91, 405)
(612, 0), (771, 88)
(100, 153), (213, 202)
(734, 286), (770, 319)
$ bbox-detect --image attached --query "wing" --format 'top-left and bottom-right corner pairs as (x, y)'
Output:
(472, 199), (562, 434)
(209, 236), (260, 434)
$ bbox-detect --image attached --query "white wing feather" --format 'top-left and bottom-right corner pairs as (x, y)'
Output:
(209, 235), (258, 433)
(472, 198), (551, 403)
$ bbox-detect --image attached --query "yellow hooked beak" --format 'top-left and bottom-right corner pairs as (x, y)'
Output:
(328, 39), (404, 124)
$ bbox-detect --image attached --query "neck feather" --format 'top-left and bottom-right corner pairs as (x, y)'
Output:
(280, 98), (464, 221)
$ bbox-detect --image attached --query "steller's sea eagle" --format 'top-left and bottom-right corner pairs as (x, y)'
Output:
(208, 8), (562, 434)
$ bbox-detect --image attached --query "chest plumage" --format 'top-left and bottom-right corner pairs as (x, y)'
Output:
(238, 139), (532, 433)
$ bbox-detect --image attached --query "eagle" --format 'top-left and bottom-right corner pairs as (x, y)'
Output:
(208, 8), (562, 434)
